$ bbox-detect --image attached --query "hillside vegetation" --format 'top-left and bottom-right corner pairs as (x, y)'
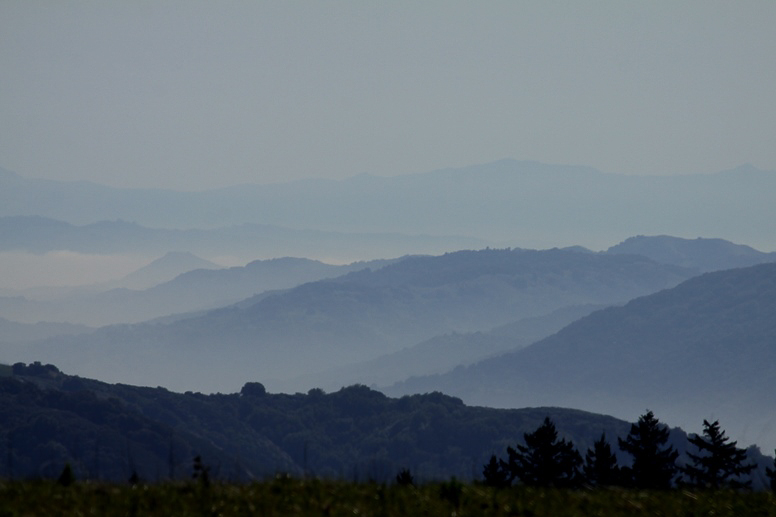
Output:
(1, 363), (638, 483)
(3, 363), (775, 491)
(1, 479), (775, 517)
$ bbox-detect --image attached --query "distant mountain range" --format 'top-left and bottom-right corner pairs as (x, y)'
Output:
(2, 160), (775, 251)
(388, 262), (776, 453)
(298, 236), (776, 391)
(4, 158), (775, 487)
(0, 215), (485, 265)
(2, 233), (773, 327)
(2, 248), (694, 394)
(0, 317), (92, 343)
(0, 256), (403, 326)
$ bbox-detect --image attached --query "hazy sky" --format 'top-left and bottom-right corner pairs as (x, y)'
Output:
(2, 2), (775, 190)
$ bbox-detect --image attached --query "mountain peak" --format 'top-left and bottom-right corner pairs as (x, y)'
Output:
(717, 163), (772, 176)
(118, 251), (221, 290)
(606, 235), (774, 272)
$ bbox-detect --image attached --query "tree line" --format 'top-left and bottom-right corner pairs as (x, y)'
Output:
(482, 410), (776, 490)
(5, 364), (776, 489)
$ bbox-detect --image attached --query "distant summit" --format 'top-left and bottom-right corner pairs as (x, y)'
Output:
(116, 251), (221, 290)
(607, 235), (776, 273)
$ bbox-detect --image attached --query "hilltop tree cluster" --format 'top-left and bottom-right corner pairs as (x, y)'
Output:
(483, 411), (758, 490)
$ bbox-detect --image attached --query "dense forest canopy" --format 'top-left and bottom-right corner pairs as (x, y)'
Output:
(1, 363), (773, 490)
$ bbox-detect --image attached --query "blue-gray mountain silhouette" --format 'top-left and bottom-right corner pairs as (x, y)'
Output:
(389, 262), (776, 453)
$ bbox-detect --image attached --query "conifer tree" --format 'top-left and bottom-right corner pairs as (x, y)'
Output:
(765, 450), (776, 492)
(618, 410), (679, 489)
(395, 468), (415, 486)
(57, 463), (76, 487)
(505, 417), (582, 488)
(481, 454), (510, 488)
(681, 419), (755, 489)
(583, 433), (623, 487)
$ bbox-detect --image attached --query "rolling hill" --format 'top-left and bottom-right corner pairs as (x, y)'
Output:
(388, 262), (776, 452)
(0, 362), (674, 483)
(280, 304), (605, 392)
(4, 363), (774, 487)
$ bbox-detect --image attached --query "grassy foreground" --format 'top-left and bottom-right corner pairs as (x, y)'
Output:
(1, 478), (775, 516)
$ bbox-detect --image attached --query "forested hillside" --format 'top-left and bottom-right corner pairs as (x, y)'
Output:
(1, 363), (634, 482)
(2, 363), (774, 491)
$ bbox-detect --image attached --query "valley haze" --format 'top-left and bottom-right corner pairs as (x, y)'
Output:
(1, 161), (775, 447)
(3, 3), (776, 487)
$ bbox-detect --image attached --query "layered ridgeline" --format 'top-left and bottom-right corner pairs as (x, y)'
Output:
(0, 215), (484, 266)
(0, 255), (404, 327)
(293, 235), (776, 391)
(2, 248), (693, 393)
(2, 364), (774, 488)
(0, 317), (91, 343)
(285, 304), (605, 393)
(389, 262), (776, 453)
(4, 230), (774, 328)
(2, 160), (775, 251)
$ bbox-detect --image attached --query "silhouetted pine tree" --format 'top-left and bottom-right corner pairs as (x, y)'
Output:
(681, 419), (755, 489)
(765, 450), (776, 492)
(583, 433), (623, 487)
(618, 410), (679, 489)
(505, 417), (582, 488)
(57, 463), (75, 487)
(481, 454), (510, 488)
(395, 468), (415, 486)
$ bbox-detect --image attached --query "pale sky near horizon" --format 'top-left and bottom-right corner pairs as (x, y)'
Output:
(2, 1), (775, 190)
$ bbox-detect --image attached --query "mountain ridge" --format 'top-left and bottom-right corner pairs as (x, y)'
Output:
(2, 160), (775, 250)
(0, 215), (484, 262)
(606, 235), (776, 273)
(388, 262), (776, 452)
(0, 255), (405, 326)
(3, 362), (774, 487)
(2, 248), (695, 393)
